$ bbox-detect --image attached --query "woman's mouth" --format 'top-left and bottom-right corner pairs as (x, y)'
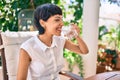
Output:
(57, 28), (62, 32)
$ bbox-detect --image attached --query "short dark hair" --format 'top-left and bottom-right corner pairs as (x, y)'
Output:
(34, 3), (62, 34)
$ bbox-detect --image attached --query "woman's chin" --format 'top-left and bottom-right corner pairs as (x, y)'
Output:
(55, 33), (61, 36)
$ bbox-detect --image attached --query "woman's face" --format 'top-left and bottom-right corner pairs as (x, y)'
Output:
(44, 14), (64, 36)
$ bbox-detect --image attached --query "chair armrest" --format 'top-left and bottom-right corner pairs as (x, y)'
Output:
(59, 71), (83, 80)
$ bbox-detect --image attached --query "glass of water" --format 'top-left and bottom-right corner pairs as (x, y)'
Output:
(61, 24), (78, 40)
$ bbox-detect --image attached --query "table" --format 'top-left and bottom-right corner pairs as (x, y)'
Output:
(85, 71), (120, 80)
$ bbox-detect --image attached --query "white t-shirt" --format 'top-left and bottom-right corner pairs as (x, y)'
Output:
(20, 35), (66, 80)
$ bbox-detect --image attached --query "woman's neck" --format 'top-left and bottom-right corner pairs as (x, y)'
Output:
(38, 34), (53, 47)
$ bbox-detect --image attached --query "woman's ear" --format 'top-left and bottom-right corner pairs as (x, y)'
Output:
(39, 19), (45, 28)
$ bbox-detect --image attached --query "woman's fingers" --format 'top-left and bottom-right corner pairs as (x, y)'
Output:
(71, 23), (80, 34)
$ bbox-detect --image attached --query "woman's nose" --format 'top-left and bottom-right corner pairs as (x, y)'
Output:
(60, 20), (64, 26)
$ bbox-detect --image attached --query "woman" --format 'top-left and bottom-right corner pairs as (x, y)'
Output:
(17, 3), (89, 80)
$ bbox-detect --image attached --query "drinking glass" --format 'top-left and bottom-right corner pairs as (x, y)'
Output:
(61, 24), (78, 40)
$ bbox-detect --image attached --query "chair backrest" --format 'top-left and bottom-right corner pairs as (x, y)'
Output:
(0, 31), (38, 80)
(0, 32), (8, 80)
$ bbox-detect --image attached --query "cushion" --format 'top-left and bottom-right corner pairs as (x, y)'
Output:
(1, 31), (38, 80)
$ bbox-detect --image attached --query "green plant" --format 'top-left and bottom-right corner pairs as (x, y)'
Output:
(0, 0), (59, 31)
(98, 24), (120, 72)
(64, 50), (84, 77)
(116, 24), (120, 50)
(99, 25), (109, 40)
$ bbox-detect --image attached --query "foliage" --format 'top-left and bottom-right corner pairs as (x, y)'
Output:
(0, 0), (59, 31)
(98, 48), (118, 64)
(0, 0), (83, 30)
(64, 49), (84, 77)
(58, 0), (83, 24)
(98, 24), (120, 72)
(116, 24), (120, 50)
(99, 25), (120, 50)
(105, 49), (118, 64)
(99, 25), (109, 40)
(97, 47), (118, 72)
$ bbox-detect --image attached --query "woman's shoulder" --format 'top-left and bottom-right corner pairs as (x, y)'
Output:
(21, 36), (37, 47)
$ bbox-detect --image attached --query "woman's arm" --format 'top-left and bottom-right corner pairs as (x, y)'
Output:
(17, 49), (31, 80)
(64, 24), (89, 54)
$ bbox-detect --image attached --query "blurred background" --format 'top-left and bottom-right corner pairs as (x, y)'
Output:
(0, 0), (120, 78)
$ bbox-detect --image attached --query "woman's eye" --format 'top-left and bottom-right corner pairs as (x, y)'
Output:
(55, 19), (60, 22)
(55, 19), (63, 23)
